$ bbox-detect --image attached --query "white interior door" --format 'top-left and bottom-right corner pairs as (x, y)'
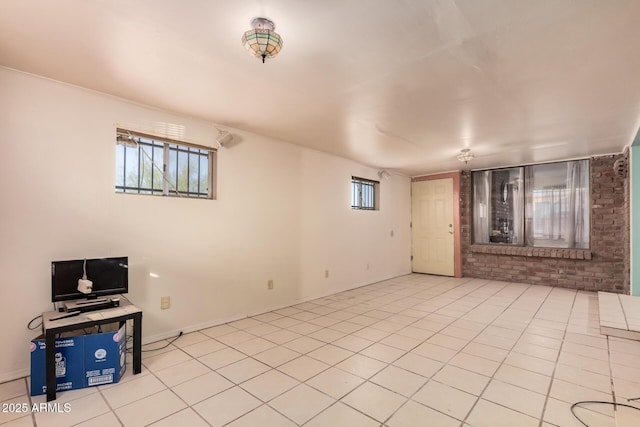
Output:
(412, 178), (455, 276)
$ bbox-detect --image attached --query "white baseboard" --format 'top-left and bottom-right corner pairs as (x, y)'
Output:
(140, 312), (248, 345)
(142, 274), (406, 346)
(0, 369), (30, 384)
(1, 273), (411, 383)
(248, 273), (404, 317)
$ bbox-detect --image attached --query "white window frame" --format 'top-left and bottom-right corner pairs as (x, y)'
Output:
(351, 176), (379, 210)
(115, 129), (217, 199)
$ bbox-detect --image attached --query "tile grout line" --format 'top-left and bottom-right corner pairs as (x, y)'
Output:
(25, 377), (38, 427)
(617, 293), (630, 332)
(125, 340), (230, 425)
(373, 279), (530, 425)
(536, 289), (578, 427)
(301, 277), (484, 426)
(188, 280), (431, 426)
(294, 277), (490, 425)
(457, 284), (561, 427)
(283, 277), (461, 425)
(93, 383), (124, 427)
(606, 334), (618, 422)
(139, 281), (403, 426)
(377, 280), (507, 425)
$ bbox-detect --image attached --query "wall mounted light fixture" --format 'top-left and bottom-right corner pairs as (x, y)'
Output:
(215, 129), (233, 147)
(378, 170), (391, 180)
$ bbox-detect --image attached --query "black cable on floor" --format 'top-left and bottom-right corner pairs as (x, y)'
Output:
(126, 331), (183, 353)
(570, 399), (640, 426)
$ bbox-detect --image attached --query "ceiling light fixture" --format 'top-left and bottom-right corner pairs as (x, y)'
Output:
(241, 17), (283, 63)
(457, 148), (474, 164)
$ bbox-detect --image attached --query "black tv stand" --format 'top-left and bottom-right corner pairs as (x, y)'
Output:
(42, 300), (142, 401)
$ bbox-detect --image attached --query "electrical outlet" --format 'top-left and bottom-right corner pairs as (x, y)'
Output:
(160, 296), (171, 310)
(390, 229), (394, 237)
(366, 263), (370, 270)
(325, 270), (329, 279)
(268, 279), (274, 290)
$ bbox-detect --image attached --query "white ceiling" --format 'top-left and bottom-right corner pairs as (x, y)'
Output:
(2, 0), (640, 176)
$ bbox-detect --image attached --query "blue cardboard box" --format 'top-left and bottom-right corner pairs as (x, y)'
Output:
(84, 325), (127, 387)
(30, 325), (126, 396)
(30, 335), (84, 395)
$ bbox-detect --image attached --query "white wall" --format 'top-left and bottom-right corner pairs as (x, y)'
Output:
(0, 67), (411, 381)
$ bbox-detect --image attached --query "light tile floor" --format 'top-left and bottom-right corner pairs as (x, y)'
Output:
(3, 274), (640, 426)
(599, 291), (640, 341)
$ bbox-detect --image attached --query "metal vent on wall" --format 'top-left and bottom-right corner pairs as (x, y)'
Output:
(614, 157), (628, 178)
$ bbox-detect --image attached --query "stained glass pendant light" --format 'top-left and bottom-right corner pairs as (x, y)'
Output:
(241, 17), (283, 63)
(457, 148), (474, 164)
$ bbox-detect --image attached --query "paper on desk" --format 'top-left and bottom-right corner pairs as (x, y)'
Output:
(86, 308), (131, 320)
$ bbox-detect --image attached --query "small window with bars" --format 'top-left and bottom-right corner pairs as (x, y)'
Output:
(115, 129), (216, 199)
(351, 176), (379, 210)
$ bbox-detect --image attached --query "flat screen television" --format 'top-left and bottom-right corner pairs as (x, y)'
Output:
(51, 257), (129, 302)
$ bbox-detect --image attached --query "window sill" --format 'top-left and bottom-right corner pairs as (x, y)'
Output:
(469, 245), (592, 260)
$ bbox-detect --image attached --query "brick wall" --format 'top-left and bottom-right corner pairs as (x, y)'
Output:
(622, 147), (631, 292)
(460, 153), (630, 293)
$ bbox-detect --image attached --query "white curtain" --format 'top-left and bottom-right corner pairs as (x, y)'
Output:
(473, 171), (490, 244)
(511, 176), (523, 244)
(566, 160), (589, 248)
(525, 167), (533, 246)
(525, 160), (589, 248)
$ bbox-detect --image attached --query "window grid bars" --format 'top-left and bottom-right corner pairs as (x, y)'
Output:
(351, 177), (377, 210)
(116, 133), (210, 198)
(166, 145), (209, 198)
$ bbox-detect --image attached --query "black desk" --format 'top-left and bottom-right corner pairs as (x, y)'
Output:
(42, 302), (143, 401)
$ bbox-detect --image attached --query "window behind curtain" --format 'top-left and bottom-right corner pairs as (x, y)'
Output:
(473, 167), (524, 245)
(472, 160), (589, 248)
(525, 160), (589, 248)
